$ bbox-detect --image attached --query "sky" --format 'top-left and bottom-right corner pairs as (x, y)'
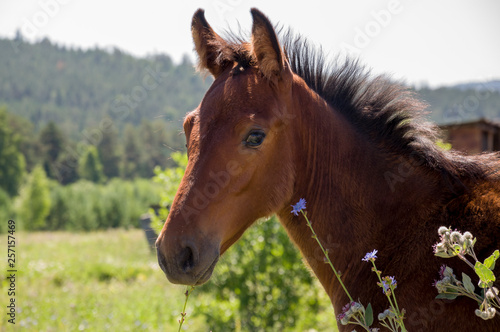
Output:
(1, 0), (499, 87)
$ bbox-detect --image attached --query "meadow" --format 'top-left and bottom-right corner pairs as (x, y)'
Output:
(0, 228), (337, 331)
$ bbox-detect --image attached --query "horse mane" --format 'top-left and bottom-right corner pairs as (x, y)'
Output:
(214, 29), (499, 187)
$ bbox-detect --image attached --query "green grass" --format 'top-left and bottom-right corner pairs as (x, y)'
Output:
(0, 230), (207, 331)
(0, 229), (337, 331)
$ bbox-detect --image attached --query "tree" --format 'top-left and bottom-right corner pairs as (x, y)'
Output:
(15, 165), (51, 230)
(40, 121), (65, 162)
(53, 152), (80, 185)
(121, 125), (140, 179)
(78, 145), (105, 183)
(40, 121), (66, 180)
(5, 111), (40, 172)
(0, 107), (26, 196)
(98, 125), (121, 178)
(139, 120), (168, 177)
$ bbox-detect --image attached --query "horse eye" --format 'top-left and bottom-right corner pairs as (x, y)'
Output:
(244, 130), (266, 148)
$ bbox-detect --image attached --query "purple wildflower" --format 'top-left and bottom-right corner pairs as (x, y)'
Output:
(382, 280), (390, 294)
(291, 198), (306, 216)
(362, 249), (378, 262)
(388, 276), (397, 288)
(438, 264), (446, 278)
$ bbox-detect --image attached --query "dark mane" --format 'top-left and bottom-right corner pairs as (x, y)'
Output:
(216, 30), (498, 186)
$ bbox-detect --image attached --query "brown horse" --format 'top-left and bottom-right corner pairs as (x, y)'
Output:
(156, 8), (500, 331)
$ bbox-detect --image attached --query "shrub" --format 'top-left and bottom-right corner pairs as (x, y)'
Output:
(43, 178), (162, 231)
(195, 217), (324, 331)
(15, 165), (51, 230)
(0, 187), (14, 233)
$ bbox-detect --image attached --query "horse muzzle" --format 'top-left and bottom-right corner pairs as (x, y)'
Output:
(156, 237), (220, 286)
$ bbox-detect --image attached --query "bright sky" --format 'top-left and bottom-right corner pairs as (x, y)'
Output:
(1, 0), (499, 87)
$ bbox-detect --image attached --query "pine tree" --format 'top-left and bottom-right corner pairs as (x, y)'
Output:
(139, 121), (168, 177)
(0, 107), (26, 196)
(40, 121), (65, 162)
(98, 125), (121, 178)
(121, 125), (140, 179)
(40, 121), (66, 180)
(78, 145), (105, 183)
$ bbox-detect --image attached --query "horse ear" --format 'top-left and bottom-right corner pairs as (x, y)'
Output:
(250, 8), (285, 80)
(191, 9), (228, 77)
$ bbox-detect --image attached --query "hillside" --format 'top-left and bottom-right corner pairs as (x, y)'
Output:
(0, 36), (212, 138)
(418, 86), (500, 125)
(2, 36), (500, 134)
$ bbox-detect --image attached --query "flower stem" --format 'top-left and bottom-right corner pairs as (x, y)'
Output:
(302, 211), (354, 302)
(456, 252), (476, 270)
(370, 261), (407, 331)
(178, 286), (195, 332)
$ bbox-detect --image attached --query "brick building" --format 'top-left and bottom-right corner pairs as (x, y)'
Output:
(440, 119), (500, 154)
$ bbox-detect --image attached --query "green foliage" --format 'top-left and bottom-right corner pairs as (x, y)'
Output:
(0, 187), (14, 233)
(97, 125), (121, 178)
(45, 178), (162, 231)
(475, 262), (495, 287)
(196, 218), (330, 331)
(462, 273), (475, 293)
(0, 107), (26, 196)
(0, 37), (211, 137)
(78, 145), (105, 183)
(121, 124), (141, 179)
(138, 121), (170, 178)
(40, 121), (65, 163)
(436, 139), (452, 151)
(433, 227), (500, 320)
(150, 151), (187, 233)
(484, 250), (499, 271)
(15, 165), (51, 230)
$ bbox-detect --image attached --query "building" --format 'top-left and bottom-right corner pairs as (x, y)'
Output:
(440, 119), (500, 154)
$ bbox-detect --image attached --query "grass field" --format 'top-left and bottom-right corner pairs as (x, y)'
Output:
(0, 230), (208, 331)
(0, 229), (337, 331)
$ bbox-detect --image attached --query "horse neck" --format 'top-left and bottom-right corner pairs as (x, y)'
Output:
(278, 79), (444, 305)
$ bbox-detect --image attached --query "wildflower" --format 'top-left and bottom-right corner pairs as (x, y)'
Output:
(450, 231), (463, 243)
(291, 198), (306, 216)
(388, 276), (397, 288)
(486, 287), (499, 300)
(381, 280), (390, 294)
(378, 308), (396, 320)
(443, 266), (455, 279)
(362, 249), (378, 262)
(434, 279), (447, 293)
(350, 302), (364, 314)
(463, 231), (473, 240)
(438, 264), (447, 278)
(475, 307), (497, 320)
(438, 226), (450, 236)
(337, 301), (364, 326)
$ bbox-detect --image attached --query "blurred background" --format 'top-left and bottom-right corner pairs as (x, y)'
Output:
(0, 0), (499, 331)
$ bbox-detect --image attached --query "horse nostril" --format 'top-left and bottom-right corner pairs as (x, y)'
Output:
(179, 242), (198, 272)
